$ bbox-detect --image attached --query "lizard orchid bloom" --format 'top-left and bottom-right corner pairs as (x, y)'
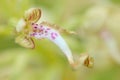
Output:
(15, 8), (94, 69)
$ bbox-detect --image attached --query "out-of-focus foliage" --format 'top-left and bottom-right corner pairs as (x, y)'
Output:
(0, 0), (120, 80)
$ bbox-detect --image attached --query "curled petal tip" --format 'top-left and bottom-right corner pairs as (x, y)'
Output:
(71, 54), (94, 69)
(79, 54), (94, 68)
(84, 56), (94, 68)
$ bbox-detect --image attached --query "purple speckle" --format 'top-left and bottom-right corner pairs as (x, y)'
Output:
(45, 30), (48, 33)
(54, 33), (58, 36)
(51, 32), (58, 40)
(47, 28), (50, 30)
(34, 26), (37, 28)
(30, 32), (37, 36)
(33, 33), (37, 36)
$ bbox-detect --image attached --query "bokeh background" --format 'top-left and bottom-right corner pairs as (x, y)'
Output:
(0, 0), (120, 80)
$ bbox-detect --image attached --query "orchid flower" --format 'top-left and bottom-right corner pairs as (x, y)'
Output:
(15, 8), (94, 69)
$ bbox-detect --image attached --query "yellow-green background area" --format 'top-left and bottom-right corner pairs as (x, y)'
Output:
(0, 0), (120, 80)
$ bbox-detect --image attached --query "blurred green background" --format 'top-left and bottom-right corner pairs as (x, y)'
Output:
(0, 0), (120, 80)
